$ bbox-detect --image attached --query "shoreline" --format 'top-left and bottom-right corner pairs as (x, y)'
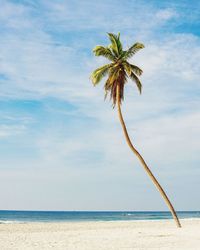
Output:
(0, 217), (200, 224)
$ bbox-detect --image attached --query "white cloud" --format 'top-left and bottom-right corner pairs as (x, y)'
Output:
(0, 124), (27, 137)
(155, 9), (178, 21)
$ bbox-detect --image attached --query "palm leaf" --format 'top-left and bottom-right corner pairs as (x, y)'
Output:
(107, 33), (123, 56)
(104, 67), (120, 103)
(122, 61), (132, 76)
(129, 72), (142, 94)
(129, 64), (143, 76)
(123, 42), (144, 60)
(93, 46), (116, 61)
(104, 78), (112, 100)
(123, 61), (143, 77)
(90, 63), (113, 85)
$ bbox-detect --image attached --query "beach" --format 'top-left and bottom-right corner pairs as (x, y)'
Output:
(0, 219), (199, 250)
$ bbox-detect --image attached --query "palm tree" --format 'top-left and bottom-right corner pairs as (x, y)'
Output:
(90, 33), (181, 228)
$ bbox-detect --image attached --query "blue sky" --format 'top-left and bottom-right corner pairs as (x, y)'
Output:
(0, 0), (199, 211)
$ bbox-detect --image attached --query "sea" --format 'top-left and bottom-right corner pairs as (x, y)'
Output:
(0, 211), (199, 224)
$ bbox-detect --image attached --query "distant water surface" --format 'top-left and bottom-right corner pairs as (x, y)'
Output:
(0, 211), (199, 223)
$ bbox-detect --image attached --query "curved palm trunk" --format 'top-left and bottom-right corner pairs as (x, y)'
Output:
(116, 85), (181, 228)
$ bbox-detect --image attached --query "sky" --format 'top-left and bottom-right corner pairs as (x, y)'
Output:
(0, 0), (199, 211)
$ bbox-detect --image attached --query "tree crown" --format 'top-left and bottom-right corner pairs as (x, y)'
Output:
(91, 33), (144, 106)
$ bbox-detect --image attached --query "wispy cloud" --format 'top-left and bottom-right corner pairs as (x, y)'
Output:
(0, 124), (27, 137)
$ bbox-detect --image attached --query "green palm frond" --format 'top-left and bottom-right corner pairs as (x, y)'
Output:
(90, 63), (113, 85)
(122, 61), (132, 76)
(123, 42), (144, 60)
(104, 67), (120, 102)
(129, 64), (143, 76)
(93, 46), (116, 61)
(104, 78), (112, 100)
(107, 66), (120, 85)
(107, 33), (123, 57)
(129, 72), (142, 94)
(122, 61), (143, 77)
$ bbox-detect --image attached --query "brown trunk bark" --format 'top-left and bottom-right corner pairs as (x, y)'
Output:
(116, 84), (181, 228)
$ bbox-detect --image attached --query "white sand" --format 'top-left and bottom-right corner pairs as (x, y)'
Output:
(0, 219), (199, 250)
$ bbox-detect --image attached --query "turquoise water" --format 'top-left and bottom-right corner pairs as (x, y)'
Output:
(0, 211), (199, 223)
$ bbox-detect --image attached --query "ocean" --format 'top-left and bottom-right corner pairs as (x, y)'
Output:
(0, 211), (199, 223)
